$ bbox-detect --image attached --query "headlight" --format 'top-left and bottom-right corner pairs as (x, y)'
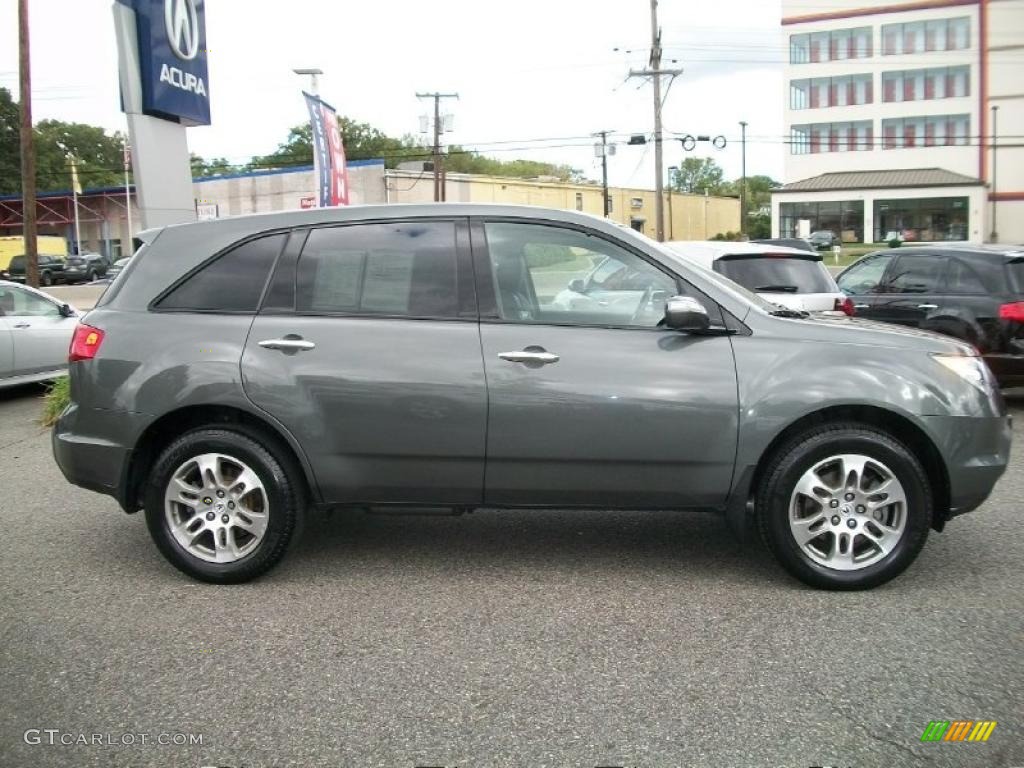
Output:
(932, 352), (992, 394)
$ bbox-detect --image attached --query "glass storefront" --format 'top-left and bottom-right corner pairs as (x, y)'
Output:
(873, 197), (968, 242)
(779, 200), (865, 243)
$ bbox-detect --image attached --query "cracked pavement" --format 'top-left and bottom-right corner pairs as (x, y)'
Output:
(0, 383), (1021, 767)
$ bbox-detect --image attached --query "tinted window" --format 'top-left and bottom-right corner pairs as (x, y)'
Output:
(296, 222), (458, 317)
(886, 253), (945, 293)
(837, 254), (895, 295)
(485, 221), (690, 328)
(1007, 260), (1024, 294)
(716, 255), (835, 294)
(157, 234), (284, 311)
(944, 257), (989, 294)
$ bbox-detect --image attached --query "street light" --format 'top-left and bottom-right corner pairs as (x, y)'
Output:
(293, 67), (323, 96)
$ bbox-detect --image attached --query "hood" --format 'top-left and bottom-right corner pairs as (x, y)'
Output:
(762, 311), (976, 355)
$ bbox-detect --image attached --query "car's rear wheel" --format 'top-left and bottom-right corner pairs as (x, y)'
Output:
(144, 428), (302, 583)
(41, 271), (52, 286)
(757, 423), (932, 590)
(86, 269), (96, 283)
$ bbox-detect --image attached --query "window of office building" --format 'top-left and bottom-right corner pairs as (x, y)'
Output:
(779, 200), (865, 243)
(882, 17), (970, 55)
(873, 197), (969, 242)
(790, 74), (873, 109)
(881, 114), (970, 149)
(881, 66), (969, 102)
(790, 26), (871, 63)
(791, 121), (873, 154)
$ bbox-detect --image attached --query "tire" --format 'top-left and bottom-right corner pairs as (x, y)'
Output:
(86, 269), (96, 283)
(756, 423), (932, 590)
(144, 427), (304, 583)
(41, 271), (52, 286)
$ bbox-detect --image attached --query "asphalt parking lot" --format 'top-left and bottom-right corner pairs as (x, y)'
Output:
(0, 386), (1021, 768)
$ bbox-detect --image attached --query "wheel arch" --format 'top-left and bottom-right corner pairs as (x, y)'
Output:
(745, 404), (950, 532)
(121, 404), (319, 513)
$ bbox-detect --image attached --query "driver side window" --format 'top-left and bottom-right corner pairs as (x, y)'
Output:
(484, 221), (680, 328)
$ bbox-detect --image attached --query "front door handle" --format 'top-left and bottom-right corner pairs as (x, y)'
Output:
(498, 349), (560, 365)
(258, 337), (316, 352)
(853, 304), (870, 310)
(12, 321), (30, 329)
(916, 303), (938, 310)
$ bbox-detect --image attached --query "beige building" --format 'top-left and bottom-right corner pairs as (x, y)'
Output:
(384, 169), (740, 240)
(774, 0), (1024, 244)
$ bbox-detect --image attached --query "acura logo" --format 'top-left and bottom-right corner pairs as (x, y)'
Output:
(165, 0), (200, 61)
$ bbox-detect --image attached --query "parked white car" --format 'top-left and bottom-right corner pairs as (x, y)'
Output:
(0, 280), (79, 388)
(664, 241), (854, 315)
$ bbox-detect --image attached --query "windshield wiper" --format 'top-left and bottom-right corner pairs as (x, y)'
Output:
(768, 308), (810, 319)
(755, 284), (800, 293)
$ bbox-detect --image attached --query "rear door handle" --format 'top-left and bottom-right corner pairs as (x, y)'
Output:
(258, 337), (316, 352)
(12, 322), (30, 329)
(916, 304), (938, 310)
(498, 350), (560, 365)
(852, 304), (870, 310)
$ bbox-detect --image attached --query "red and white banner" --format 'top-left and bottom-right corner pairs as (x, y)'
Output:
(303, 91), (350, 207)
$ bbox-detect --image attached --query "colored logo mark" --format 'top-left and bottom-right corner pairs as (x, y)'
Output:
(921, 720), (997, 742)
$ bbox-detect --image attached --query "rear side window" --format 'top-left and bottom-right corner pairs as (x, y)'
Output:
(156, 234), (285, 312)
(1008, 259), (1024, 294)
(944, 257), (990, 295)
(296, 222), (458, 318)
(886, 253), (945, 294)
(715, 255), (835, 294)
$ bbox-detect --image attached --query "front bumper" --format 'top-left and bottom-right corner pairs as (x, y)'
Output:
(921, 413), (1013, 518)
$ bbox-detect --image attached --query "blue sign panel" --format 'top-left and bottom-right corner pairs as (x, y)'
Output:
(129, 0), (211, 126)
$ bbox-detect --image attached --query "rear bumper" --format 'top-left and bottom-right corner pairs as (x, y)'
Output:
(52, 403), (138, 511)
(921, 413), (1012, 518)
(983, 353), (1024, 388)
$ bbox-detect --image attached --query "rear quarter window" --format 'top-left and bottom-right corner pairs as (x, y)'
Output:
(155, 233), (286, 312)
(1006, 259), (1024, 295)
(715, 255), (835, 294)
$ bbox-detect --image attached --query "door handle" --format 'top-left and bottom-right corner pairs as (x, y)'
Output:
(258, 337), (316, 352)
(852, 304), (869, 310)
(12, 322), (30, 329)
(498, 350), (560, 365)
(916, 304), (938, 310)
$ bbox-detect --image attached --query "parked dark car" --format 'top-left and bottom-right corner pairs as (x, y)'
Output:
(62, 253), (109, 283)
(53, 205), (1009, 589)
(837, 245), (1024, 387)
(752, 237), (816, 253)
(809, 230), (837, 250)
(2, 254), (66, 286)
(105, 256), (132, 281)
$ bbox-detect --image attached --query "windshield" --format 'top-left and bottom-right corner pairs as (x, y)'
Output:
(716, 256), (836, 294)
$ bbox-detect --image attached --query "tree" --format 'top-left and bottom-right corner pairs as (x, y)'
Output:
(0, 88), (20, 194)
(671, 157), (726, 195)
(191, 154), (241, 178)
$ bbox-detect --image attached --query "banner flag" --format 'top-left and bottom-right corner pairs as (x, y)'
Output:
(303, 91), (350, 207)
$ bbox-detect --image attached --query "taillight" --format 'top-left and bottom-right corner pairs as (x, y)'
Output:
(998, 302), (1024, 322)
(69, 323), (104, 362)
(834, 297), (855, 316)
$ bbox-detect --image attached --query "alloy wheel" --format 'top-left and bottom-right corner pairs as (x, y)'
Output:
(164, 452), (269, 564)
(788, 453), (907, 571)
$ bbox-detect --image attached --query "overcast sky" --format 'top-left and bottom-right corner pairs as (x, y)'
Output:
(0, 0), (786, 188)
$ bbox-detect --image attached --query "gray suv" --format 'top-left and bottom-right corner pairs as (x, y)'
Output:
(52, 205), (1011, 589)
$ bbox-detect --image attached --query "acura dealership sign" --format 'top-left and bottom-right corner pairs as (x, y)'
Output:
(125, 0), (211, 125)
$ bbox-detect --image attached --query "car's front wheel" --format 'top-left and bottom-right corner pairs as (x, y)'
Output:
(40, 271), (52, 286)
(757, 423), (932, 590)
(144, 427), (303, 583)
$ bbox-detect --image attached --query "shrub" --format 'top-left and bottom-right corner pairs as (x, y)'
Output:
(40, 375), (70, 427)
(887, 237), (903, 249)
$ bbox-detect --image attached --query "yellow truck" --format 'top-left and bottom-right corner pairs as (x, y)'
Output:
(0, 235), (68, 273)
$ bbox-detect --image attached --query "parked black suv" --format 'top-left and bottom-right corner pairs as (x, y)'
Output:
(2, 254), (66, 286)
(837, 245), (1024, 386)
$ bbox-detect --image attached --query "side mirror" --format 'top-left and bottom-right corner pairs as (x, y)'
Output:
(58, 303), (75, 318)
(664, 295), (710, 332)
(568, 278), (586, 293)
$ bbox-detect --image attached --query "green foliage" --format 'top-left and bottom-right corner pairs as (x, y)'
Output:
(191, 154), (241, 178)
(0, 88), (128, 194)
(747, 213), (771, 239)
(40, 375), (69, 427)
(888, 237), (903, 248)
(671, 157), (726, 195)
(710, 231), (744, 241)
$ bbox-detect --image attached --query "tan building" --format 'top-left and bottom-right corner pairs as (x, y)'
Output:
(385, 169), (740, 240)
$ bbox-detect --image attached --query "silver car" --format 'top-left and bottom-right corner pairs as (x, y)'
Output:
(51, 205), (1011, 589)
(0, 280), (78, 388)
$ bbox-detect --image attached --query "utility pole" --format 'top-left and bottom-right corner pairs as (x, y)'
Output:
(18, 0), (38, 288)
(416, 92), (458, 202)
(667, 165), (677, 239)
(739, 121), (748, 237)
(593, 130), (615, 217)
(628, 0), (682, 241)
(990, 104), (999, 243)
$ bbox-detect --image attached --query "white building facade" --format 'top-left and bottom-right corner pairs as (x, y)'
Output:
(773, 0), (1024, 244)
